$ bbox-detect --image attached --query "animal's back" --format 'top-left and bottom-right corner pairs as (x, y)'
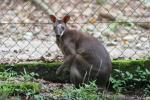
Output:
(73, 30), (112, 69)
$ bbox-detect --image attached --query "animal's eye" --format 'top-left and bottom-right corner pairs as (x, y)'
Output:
(54, 26), (56, 30)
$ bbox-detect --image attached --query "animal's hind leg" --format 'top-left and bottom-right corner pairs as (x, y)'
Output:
(70, 62), (83, 87)
(96, 73), (110, 92)
(69, 55), (91, 87)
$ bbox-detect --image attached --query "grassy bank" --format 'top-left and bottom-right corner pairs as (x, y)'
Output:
(0, 59), (150, 96)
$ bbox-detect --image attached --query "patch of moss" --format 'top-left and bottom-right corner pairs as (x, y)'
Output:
(0, 62), (62, 71)
(112, 59), (150, 71)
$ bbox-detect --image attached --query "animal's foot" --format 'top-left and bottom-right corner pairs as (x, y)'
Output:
(56, 66), (63, 75)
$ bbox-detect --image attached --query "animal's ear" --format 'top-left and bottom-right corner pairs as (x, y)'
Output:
(50, 15), (56, 23)
(63, 15), (70, 23)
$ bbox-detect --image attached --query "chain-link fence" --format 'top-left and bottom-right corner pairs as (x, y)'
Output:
(0, 0), (149, 64)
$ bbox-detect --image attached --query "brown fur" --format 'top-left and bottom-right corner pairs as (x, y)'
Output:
(56, 29), (112, 88)
(50, 15), (112, 88)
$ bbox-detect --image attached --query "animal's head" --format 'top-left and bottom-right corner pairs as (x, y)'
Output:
(50, 15), (70, 36)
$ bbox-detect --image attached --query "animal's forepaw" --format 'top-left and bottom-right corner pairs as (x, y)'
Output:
(56, 69), (60, 75)
(56, 66), (63, 75)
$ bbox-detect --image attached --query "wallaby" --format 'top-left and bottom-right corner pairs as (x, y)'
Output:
(50, 15), (112, 89)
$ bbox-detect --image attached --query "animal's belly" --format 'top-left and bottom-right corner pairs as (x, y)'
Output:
(57, 44), (71, 56)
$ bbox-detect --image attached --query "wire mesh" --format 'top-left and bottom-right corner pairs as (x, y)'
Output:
(0, 0), (149, 64)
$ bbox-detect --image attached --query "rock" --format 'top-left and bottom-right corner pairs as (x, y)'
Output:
(12, 17), (20, 23)
(86, 25), (95, 31)
(83, 8), (93, 16)
(143, 42), (149, 49)
(17, 54), (29, 60)
(34, 27), (41, 35)
(107, 41), (117, 46)
(93, 32), (101, 38)
(38, 34), (47, 40)
(10, 25), (17, 33)
(144, 12), (150, 17)
(3, 38), (16, 47)
(146, 97), (150, 100)
(24, 32), (33, 40)
(0, 32), (4, 35)
(136, 43), (143, 50)
(145, 2), (150, 8)
(123, 35), (137, 41)
(140, 37), (147, 42)
(14, 50), (18, 53)
(24, 19), (30, 23)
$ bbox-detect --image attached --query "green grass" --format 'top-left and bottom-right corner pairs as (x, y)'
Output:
(0, 59), (150, 98)
(0, 82), (40, 96)
(53, 81), (107, 100)
(0, 70), (41, 97)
